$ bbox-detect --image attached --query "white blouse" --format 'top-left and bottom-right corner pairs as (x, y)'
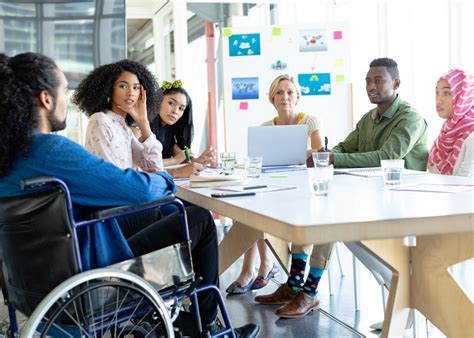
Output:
(428, 133), (474, 177)
(85, 111), (163, 170)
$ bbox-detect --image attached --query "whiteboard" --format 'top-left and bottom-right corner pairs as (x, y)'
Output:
(221, 23), (352, 156)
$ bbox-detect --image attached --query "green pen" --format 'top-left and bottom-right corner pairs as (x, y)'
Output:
(184, 146), (191, 162)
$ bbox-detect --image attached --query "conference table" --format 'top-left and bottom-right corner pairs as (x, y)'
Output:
(176, 169), (474, 337)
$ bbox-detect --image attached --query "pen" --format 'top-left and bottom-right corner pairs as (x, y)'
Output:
(243, 185), (267, 190)
(324, 136), (328, 152)
(184, 146), (191, 162)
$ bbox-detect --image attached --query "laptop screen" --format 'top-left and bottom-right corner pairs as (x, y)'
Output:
(247, 125), (308, 166)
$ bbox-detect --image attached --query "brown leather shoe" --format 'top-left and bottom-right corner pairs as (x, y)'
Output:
(254, 284), (299, 305)
(275, 292), (320, 318)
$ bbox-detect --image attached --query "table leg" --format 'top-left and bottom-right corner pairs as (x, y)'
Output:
(411, 233), (474, 337)
(362, 239), (411, 338)
(218, 221), (264, 274)
(264, 235), (290, 275)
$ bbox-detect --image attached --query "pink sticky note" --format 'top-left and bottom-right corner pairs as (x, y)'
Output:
(239, 102), (249, 110)
(333, 31), (342, 40)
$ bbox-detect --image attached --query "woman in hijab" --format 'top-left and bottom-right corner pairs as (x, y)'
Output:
(428, 69), (474, 176)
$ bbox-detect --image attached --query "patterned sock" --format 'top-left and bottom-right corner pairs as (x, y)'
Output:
(303, 267), (325, 296)
(286, 253), (308, 291)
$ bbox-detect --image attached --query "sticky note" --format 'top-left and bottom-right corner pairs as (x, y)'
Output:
(335, 58), (344, 67)
(333, 31), (342, 40)
(272, 27), (281, 36)
(335, 75), (345, 82)
(223, 28), (232, 37)
(239, 101), (249, 110)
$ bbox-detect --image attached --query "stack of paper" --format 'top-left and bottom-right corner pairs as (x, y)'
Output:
(189, 170), (242, 188)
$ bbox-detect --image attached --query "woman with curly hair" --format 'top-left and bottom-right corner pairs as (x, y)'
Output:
(151, 80), (215, 166)
(73, 60), (203, 178)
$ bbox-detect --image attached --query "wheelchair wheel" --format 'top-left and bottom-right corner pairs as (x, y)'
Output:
(21, 268), (174, 338)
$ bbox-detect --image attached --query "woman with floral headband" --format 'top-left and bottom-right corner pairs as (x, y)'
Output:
(150, 80), (215, 170)
(428, 68), (474, 176)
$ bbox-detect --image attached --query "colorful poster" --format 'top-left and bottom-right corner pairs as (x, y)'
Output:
(229, 34), (261, 57)
(298, 73), (331, 96)
(298, 29), (328, 52)
(232, 77), (259, 100)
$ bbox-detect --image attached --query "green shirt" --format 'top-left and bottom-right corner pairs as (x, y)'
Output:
(332, 95), (428, 171)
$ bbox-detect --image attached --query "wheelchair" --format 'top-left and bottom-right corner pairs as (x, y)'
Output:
(0, 176), (234, 337)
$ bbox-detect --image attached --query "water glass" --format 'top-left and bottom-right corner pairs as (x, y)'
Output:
(309, 165), (333, 196)
(312, 152), (330, 167)
(245, 157), (263, 178)
(381, 159), (404, 186)
(220, 152), (236, 174)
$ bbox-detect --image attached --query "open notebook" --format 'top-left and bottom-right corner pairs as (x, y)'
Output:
(189, 169), (242, 188)
(334, 167), (427, 177)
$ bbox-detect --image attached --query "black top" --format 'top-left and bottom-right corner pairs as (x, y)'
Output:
(153, 123), (176, 159)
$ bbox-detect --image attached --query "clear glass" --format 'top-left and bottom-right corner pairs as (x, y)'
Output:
(381, 160), (405, 186)
(312, 152), (330, 167)
(220, 152), (236, 174)
(245, 156), (263, 178)
(309, 165), (333, 196)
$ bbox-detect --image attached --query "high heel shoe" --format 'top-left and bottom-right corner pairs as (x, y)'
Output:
(251, 264), (280, 290)
(225, 276), (255, 294)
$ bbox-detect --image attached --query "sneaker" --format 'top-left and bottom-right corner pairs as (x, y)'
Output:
(251, 264), (280, 290)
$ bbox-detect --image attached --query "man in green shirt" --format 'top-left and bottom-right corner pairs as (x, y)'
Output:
(331, 57), (428, 171)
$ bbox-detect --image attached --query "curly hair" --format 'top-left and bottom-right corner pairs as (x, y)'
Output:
(151, 86), (194, 150)
(73, 59), (161, 125)
(0, 52), (59, 176)
(370, 57), (400, 80)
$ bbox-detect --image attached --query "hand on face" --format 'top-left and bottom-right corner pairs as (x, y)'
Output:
(118, 85), (147, 125)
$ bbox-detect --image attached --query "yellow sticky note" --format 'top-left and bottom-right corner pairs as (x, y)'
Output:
(272, 27), (281, 36)
(335, 58), (344, 67)
(335, 75), (345, 82)
(223, 28), (232, 37)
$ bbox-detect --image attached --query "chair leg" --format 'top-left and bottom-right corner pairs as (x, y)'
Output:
(328, 265), (333, 295)
(381, 285), (387, 311)
(7, 306), (18, 337)
(353, 255), (361, 311)
(335, 242), (345, 276)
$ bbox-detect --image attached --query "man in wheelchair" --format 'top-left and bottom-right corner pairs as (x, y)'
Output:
(0, 52), (259, 337)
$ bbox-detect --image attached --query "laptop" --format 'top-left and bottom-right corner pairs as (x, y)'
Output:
(247, 125), (308, 166)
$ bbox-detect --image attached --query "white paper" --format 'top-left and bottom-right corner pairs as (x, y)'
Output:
(389, 183), (474, 193)
(214, 185), (296, 193)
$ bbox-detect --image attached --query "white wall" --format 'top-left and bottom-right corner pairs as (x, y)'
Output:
(145, 0), (472, 154)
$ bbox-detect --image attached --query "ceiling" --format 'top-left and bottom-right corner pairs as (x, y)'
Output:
(125, 0), (168, 19)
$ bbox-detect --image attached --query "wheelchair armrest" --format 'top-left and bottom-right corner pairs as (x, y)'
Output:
(91, 195), (179, 220)
(21, 176), (66, 191)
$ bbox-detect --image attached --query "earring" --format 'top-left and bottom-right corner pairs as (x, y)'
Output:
(107, 97), (110, 103)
